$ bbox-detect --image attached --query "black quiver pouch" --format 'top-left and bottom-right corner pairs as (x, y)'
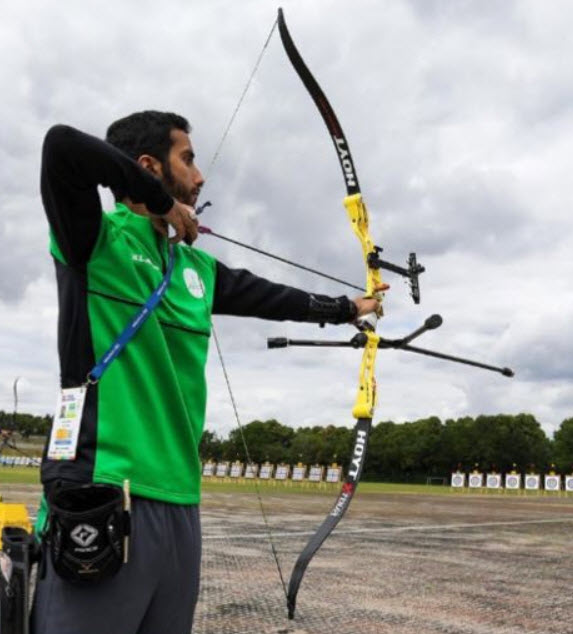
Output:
(47, 483), (130, 585)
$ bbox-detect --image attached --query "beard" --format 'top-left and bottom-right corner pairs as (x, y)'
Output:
(162, 162), (195, 206)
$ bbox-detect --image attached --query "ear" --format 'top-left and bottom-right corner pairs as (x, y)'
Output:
(138, 154), (163, 177)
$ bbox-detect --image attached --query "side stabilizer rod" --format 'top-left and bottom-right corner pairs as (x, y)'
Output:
(267, 314), (514, 377)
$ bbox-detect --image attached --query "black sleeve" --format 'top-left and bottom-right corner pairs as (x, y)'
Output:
(40, 124), (174, 267)
(212, 260), (357, 324)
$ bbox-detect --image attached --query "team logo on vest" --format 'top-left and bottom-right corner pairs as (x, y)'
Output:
(132, 253), (160, 271)
(184, 268), (205, 299)
(71, 524), (99, 548)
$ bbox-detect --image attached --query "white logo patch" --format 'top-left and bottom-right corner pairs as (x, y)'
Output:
(184, 269), (204, 299)
(71, 524), (99, 548)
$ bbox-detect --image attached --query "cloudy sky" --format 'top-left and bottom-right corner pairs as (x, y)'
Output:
(1, 0), (572, 438)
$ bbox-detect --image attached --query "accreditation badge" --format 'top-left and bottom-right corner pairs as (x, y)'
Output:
(47, 386), (87, 460)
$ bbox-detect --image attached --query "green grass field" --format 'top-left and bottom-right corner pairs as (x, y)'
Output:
(0, 467), (453, 494)
(201, 479), (457, 496)
(0, 467), (41, 485)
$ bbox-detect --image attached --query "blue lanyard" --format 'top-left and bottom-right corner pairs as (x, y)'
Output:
(87, 245), (175, 384)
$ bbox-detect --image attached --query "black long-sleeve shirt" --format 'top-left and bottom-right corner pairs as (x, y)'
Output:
(41, 124), (354, 324)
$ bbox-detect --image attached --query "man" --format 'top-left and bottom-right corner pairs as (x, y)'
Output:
(32, 111), (381, 633)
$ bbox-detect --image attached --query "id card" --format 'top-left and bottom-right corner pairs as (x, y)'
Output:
(47, 386), (87, 460)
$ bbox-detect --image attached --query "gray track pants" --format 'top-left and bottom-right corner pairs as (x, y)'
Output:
(31, 497), (201, 634)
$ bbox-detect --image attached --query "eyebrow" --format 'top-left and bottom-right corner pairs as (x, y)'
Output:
(181, 148), (195, 161)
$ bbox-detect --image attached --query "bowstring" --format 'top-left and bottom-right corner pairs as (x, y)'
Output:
(208, 323), (288, 600)
(194, 13), (289, 601)
(191, 246), (288, 600)
(204, 16), (278, 180)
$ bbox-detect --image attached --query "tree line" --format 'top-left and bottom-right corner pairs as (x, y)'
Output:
(3, 411), (573, 482)
(200, 414), (573, 482)
(0, 411), (52, 437)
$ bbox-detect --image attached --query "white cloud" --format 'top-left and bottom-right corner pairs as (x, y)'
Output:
(1, 0), (572, 436)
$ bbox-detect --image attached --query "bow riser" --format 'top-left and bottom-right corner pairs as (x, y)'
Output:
(353, 331), (379, 419)
(345, 194), (383, 294)
(344, 193), (385, 331)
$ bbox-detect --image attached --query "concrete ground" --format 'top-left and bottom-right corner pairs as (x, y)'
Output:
(3, 483), (573, 633)
(198, 488), (573, 633)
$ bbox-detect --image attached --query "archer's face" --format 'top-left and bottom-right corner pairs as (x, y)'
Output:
(162, 129), (204, 207)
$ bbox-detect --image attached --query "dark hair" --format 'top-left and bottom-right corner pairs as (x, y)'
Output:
(105, 111), (190, 201)
(106, 110), (190, 163)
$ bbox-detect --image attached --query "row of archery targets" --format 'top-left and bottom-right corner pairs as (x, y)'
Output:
(202, 460), (343, 484)
(451, 470), (573, 493)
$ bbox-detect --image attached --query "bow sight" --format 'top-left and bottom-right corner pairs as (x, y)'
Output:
(368, 248), (425, 304)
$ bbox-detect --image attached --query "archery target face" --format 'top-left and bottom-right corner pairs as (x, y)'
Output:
(469, 474), (483, 488)
(544, 475), (560, 491)
(505, 475), (520, 489)
(525, 475), (540, 490)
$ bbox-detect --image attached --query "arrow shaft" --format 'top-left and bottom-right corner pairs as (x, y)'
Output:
(199, 227), (364, 292)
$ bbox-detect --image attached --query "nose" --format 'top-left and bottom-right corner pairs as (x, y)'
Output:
(193, 164), (205, 188)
